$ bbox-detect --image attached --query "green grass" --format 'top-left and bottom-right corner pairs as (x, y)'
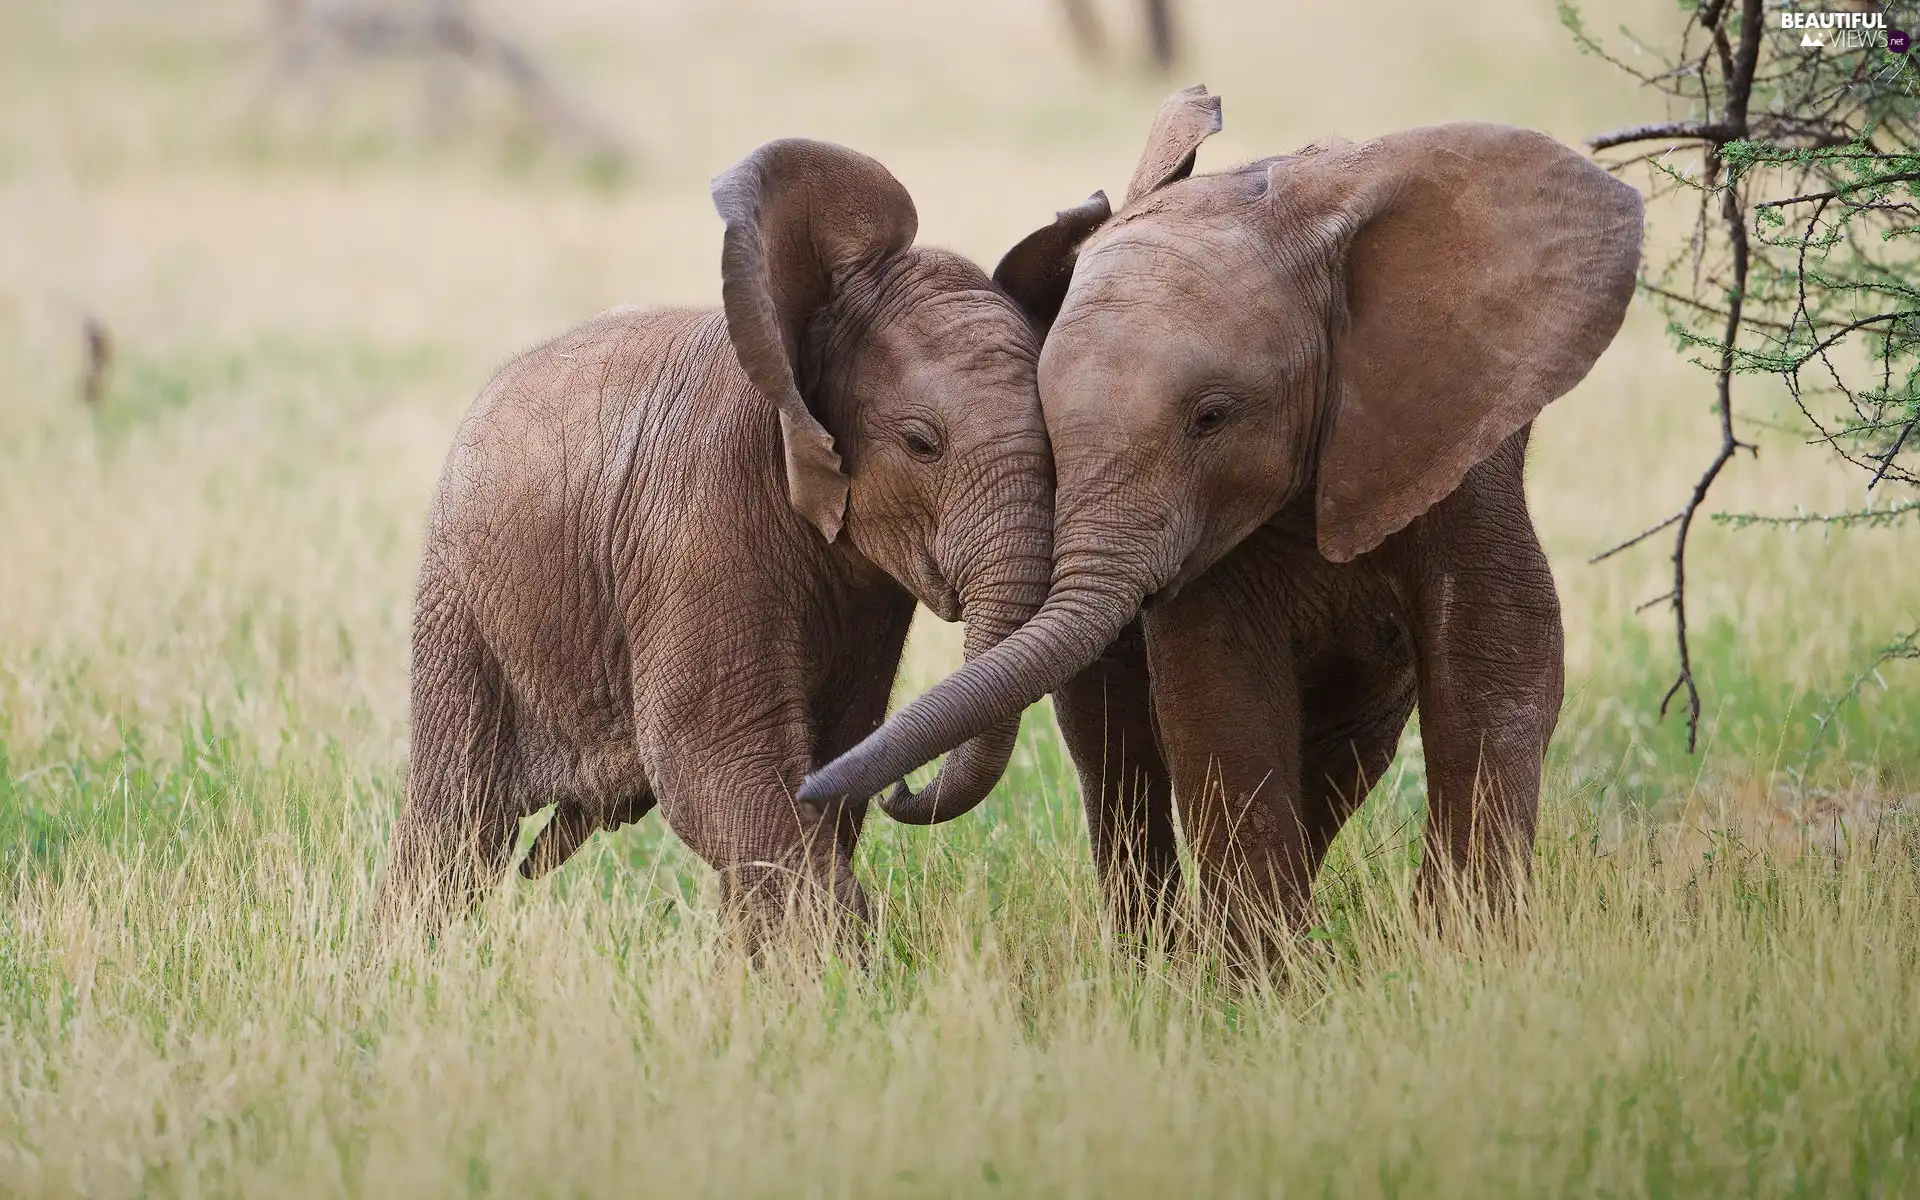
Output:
(1563, 614), (1920, 806)
(3, 711), (1918, 1196)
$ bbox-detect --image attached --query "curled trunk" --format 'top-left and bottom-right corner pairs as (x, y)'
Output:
(802, 546), (1153, 810)
(861, 446), (1052, 825)
(878, 599), (1026, 824)
(878, 513), (1048, 823)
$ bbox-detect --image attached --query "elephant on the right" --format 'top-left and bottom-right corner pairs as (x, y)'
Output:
(810, 86), (1645, 960)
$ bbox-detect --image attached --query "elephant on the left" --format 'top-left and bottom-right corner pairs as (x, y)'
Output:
(378, 138), (1058, 949)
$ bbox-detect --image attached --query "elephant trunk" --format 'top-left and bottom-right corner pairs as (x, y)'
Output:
(802, 525), (1160, 810)
(875, 593), (1034, 825)
(878, 457), (1053, 825)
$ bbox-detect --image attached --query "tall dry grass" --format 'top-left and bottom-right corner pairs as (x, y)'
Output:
(5, 752), (1917, 1195)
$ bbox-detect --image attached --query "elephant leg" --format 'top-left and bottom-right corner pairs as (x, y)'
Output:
(644, 695), (868, 960)
(654, 759), (864, 957)
(1052, 619), (1181, 944)
(1143, 579), (1308, 968)
(1296, 674), (1417, 876)
(380, 591), (529, 928)
(1407, 441), (1565, 911)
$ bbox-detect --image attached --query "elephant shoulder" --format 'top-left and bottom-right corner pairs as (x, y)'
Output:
(1384, 423), (1541, 571)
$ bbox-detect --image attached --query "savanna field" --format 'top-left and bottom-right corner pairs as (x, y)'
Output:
(3, 1), (1918, 1194)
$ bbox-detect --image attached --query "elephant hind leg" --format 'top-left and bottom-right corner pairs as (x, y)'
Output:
(377, 593), (527, 929)
(1296, 672), (1417, 878)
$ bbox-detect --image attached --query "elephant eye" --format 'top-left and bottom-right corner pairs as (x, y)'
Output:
(1189, 396), (1238, 439)
(901, 423), (944, 463)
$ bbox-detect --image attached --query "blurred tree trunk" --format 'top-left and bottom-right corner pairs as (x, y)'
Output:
(1057, 0), (1179, 71)
(1144, 0), (1176, 70)
(264, 0), (631, 167)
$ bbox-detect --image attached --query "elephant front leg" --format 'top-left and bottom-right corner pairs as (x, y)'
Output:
(1143, 586), (1310, 968)
(1053, 619), (1181, 946)
(654, 756), (869, 959)
(643, 692), (870, 960)
(1407, 516), (1565, 915)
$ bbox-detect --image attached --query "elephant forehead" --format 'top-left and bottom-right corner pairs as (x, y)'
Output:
(880, 290), (1040, 406)
(1064, 223), (1317, 339)
(1072, 223), (1257, 306)
(1049, 223), (1330, 394)
(1040, 313), (1214, 391)
(1036, 327), (1217, 452)
(1045, 255), (1255, 387)
(903, 287), (1038, 364)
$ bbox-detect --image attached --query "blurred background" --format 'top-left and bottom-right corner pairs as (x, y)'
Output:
(1, 0), (1911, 832)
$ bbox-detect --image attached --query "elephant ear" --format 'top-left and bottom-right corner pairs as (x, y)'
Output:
(712, 138), (919, 541)
(1292, 123), (1644, 563)
(1124, 83), (1222, 205)
(992, 190), (1111, 334)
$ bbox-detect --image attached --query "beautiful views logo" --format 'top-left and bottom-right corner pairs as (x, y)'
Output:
(1779, 9), (1900, 50)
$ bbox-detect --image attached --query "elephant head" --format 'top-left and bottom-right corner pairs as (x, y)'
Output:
(714, 138), (1066, 823)
(798, 87), (1642, 813)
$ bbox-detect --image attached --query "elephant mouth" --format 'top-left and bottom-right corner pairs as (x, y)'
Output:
(926, 584), (962, 622)
(1142, 554), (1198, 609)
(914, 553), (963, 621)
(1140, 581), (1181, 610)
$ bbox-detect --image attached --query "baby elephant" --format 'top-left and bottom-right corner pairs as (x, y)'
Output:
(379, 139), (1054, 948)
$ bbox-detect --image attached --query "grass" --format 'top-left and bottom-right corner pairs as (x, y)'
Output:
(4, 721), (1918, 1195)
(3, 0), (1918, 1194)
